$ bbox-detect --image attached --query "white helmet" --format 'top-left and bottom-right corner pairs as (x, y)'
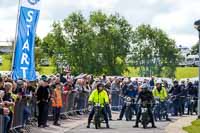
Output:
(156, 79), (162, 84)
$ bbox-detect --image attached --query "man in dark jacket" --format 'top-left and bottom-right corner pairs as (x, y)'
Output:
(37, 75), (50, 128)
(187, 82), (198, 115)
(169, 80), (182, 116)
(118, 84), (138, 121)
(133, 83), (156, 128)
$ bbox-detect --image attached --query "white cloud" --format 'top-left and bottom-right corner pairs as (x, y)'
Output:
(36, 20), (52, 38)
(57, 0), (120, 10)
(0, 20), (17, 41)
(152, 11), (187, 32)
(0, 5), (18, 19)
(0, 0), (200, 48)
(169, 34), (198, 47)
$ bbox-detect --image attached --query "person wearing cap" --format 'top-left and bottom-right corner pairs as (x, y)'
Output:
(87, 82), (110, 128)
(152, 80), (171, 121)
(51, 82), (63, 126)
(36, 75), (50, 128)
(133, 83), (156, 128)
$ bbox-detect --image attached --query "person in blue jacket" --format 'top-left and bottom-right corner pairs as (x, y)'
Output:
(117, 84), (138, 120)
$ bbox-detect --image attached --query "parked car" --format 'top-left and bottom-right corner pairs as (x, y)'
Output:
(40, 58), (49, 66)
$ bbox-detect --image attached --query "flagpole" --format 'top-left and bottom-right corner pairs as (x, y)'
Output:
(11, 0), (21, 73)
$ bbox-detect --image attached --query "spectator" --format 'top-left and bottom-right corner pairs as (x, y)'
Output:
(111, 78), (121, 111)
(60, 73), (67, 84)
(76, 79), (87, 115)
(104, 81), (112, 120)
(36, 75), (50, 128)
(102, 75), (107, 84)
(0, 77), (4, 90)
(149, 76), (155, 90)
(21, 81), (32, 127)
(3, 82), (17, 132)
(0, 90), (10, 133)
(63, 82), (72, 112)
(51, 82), (63, 126)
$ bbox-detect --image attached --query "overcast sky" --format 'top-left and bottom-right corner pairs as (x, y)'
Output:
(0, 0), (200, 47)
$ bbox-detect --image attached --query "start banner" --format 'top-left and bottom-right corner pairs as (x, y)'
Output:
(12, 0), (41, 81)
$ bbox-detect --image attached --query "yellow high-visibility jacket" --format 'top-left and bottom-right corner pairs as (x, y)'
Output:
(88, 89), (109, 107)
(152, 87), (168, 101)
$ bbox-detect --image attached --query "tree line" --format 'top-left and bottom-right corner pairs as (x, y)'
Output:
(36, 11), (180, 78)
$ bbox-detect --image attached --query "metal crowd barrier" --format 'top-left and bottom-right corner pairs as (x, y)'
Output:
(9, 91), (89, 132)
(0, 115), (4, 133)
(111, 90), (123, 111)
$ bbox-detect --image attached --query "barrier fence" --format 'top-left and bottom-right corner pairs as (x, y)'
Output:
(6, 91), (90, 132)
(0, 115), (4, 133)
(110, 90), (122, 111)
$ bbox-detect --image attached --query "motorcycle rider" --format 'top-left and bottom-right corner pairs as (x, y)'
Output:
(133, 83), (156, 128)
(86, 82), (110, 128)
(179, 80), (187, 115)
(152, 80), (171, 121)
(187, 81), (198, 115)
(118, 84), (138, 121)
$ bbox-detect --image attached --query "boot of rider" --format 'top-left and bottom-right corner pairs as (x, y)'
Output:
(133, 120), (139, 128)
(86, 119), (91, 128)
(151, 121), (157, 128)
(106, 122), (110, 128)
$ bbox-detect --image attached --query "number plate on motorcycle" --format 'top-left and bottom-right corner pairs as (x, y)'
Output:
(142, 108), (147, 112)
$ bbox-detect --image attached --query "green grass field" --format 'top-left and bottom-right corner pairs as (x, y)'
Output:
(176, 67), (198, 80)
(0, 54), (198, 79)
(123, 67), (140, 77)
(124, 67), (198, 80)
(0, 54), (12, 71)
(183, 120), (200, 133)
(38, 66), (56, 75)
(0, 54), (56, 75)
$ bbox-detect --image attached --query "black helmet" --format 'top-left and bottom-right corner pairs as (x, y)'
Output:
(97, 82), (104, 88)
(188, 82), (193, 86)
(173, 80), (178, 84)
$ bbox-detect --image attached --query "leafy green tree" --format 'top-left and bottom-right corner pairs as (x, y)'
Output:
(131, 24), (180, 78)
(89, 11), (133, 75)
(35, 36), (42, 70)
(63, 12), (96, 74)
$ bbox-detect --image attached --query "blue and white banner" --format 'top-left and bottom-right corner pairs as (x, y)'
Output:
(12, 0), (41, 81)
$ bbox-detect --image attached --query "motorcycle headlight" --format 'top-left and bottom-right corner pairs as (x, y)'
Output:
(127, 97), (131, 102)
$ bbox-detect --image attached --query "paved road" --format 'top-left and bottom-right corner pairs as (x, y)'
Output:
(67, 119), (173, 133)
